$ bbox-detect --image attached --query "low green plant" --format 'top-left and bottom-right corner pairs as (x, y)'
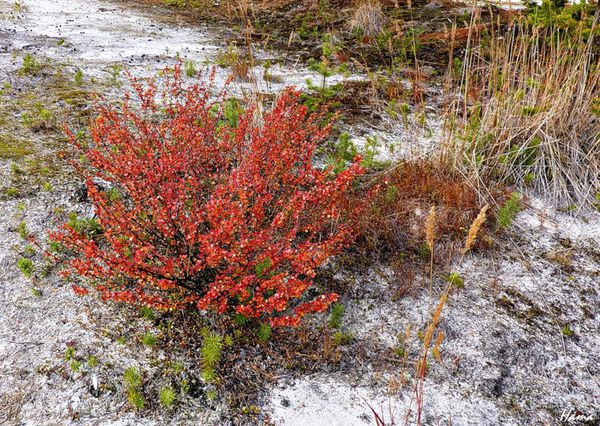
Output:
(328, 303), (344, 329)
(361, 135), (386, 169)
(257, 323), (272, 342)
(497, 193), (522, 228)
(184, 60), (196, 77)
(169, 361), (184, 373)
(21, 102), (54, 130)
(221, 98), (243, 128)
(561, 324), (574, 337)
(302, 34), (347, 112)
(123, 367), (145, 410)
(445, 272), (464, 288)
(180, 378), (190, 394)
(48, 239), (65, 254)
(201, 367), (217, 383)
(593, 192), (600, 211)
(65, 346), (76, 361)
(333, 331), (353, 346)
(158, 385), (177, 408)
(123, 367), (142, 388)
(384, 185), (399, 204)
(5, 187), (19, 198)
(141, 332), (157, 347)
(70, 360), (82, 372)
(394, 345), (405, 357)
(30, 287), (42, 297)
(74, 69), (84, 86)
(233, 313), (248, 327)
(0, 136), (31, 160)
(325, 133), (358, 173)
(87, 355), (98, 368)
(18, 54), (41, 76)
(418, 243), (431, 260)
(17, 257), (34, 277)
(67, 212), (102, 236)
(0, 82), (10, 96)
(200, 332), (223, 383)
(65, 346), (82, 372)
(140, 306), (155, 321)
(17, 221), (29, 239)
(241, 405), (261, 415)
(10, 163), (23, 175)
(214, 44), (242, 68)
(128, 390), (145, 410)
(107, 64), (122, 86)
(525, 0), (598, 37)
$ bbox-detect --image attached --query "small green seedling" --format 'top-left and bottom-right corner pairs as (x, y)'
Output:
(158, 386), (177, 408)
(497, 193), (522, 228)
(257, 323), (272, 342)
(328, 303), (344, 329)
(445, 272), (464, 288)
(141, 332), (157, 347)
(17, 257), (34, 277)
(562, 324), (573, 337)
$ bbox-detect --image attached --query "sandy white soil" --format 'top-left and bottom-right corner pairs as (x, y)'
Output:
(0, 1), (598, 425)
(269, 199), (600, 425)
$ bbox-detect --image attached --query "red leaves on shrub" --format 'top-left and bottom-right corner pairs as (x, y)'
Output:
(51, 67), (363, 327)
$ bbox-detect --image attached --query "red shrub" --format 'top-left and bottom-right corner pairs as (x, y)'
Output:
(52, 68), (363, 327)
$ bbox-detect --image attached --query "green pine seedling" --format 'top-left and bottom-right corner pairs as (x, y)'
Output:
(497, 193), (522, 228)
(445, 272), (464, 288)
(257, 323), (272, 342)
(17, 258), (34, 277)
(141, 332), (157, 347)
(328, 303), (344, 329)
(158, 386), (176, 408)
(128, 390), (145, 410)
(123, 367), (142, 389)
(200, 331), (223, 384)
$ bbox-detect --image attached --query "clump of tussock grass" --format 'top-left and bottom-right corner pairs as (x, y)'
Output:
(444, 12), (600, 208)
(350, 0), (387, 38)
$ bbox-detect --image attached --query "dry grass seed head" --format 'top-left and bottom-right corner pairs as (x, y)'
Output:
(425, 205), (436, 251)
(432, 330), (444, 361)
(463, 204), (489, 254)
(422, 292), (447, 351)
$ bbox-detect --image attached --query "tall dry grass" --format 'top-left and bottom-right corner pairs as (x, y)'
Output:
(350, 0), (387, 37)
(444, 11), (600, 208)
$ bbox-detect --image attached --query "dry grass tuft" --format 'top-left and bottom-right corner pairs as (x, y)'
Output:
(350, 0), (387, 38)
(444, 13), (600, 208)
(353, 159), (483, 262)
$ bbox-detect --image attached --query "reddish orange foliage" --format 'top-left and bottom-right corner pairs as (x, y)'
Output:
(51, 68), (363, 327)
